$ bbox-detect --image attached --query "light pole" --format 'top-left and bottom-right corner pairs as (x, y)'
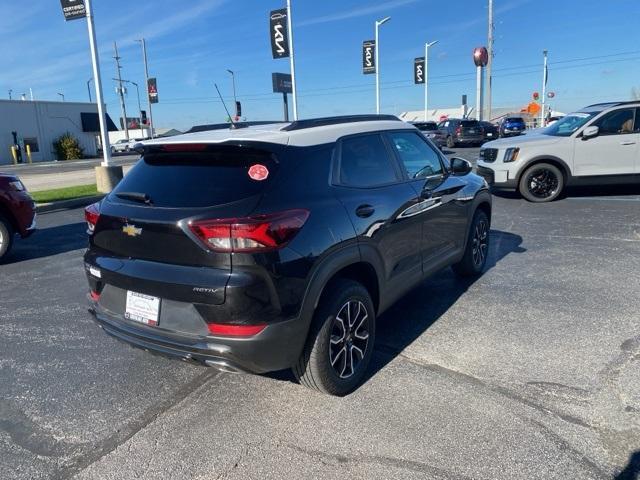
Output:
(286, 0), (298, 120)
(87, 77), (93, 102)
(57, 92), (65, 102)
(226, 69), (237, 105)
(375, 16), (391, 114)
(135, 38), (154, 138)
(541, 50), (548, 127)
(486, 0), (494, 121)
(424, 40), (438, 122)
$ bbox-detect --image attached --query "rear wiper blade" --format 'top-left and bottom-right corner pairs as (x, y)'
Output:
(115, 191), (153, 205)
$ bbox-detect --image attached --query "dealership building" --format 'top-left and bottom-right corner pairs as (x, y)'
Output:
(0, 99), (118, 165)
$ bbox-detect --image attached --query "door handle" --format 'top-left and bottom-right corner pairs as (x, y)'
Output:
(620, 141), (636, 146)
(355, 204), (375, 218)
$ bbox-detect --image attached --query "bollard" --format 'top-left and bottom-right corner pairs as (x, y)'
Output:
(10, 146), (17, 165)
(26, 145), (32, 164)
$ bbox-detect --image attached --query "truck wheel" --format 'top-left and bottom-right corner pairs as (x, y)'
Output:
(446, 135), (455, 148)
(293, 279), (375, 396)
(0, 215), (14, 262)
(519, 163), (564, 202)
(452, 209), (490, 277)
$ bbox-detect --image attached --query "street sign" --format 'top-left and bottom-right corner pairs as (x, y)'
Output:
(272, 72), (293, 94)
(235, 101), (242, 118)
(60, 0), (86, 21)
(270, 9), (290, 59)
(414, 57), (425, 84)
(148, 77), (158, 104)
(363, 40), (376, 75)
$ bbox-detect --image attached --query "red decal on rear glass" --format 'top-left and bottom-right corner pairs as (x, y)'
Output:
(248, 164), (269, 181)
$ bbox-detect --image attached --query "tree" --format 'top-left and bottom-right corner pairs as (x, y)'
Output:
(53, 132), (84, 161)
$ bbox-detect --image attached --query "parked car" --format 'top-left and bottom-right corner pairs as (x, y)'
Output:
(412, 121), (446, 147)
(498, 117), (526, 137)
(111, 138), (144, 153)
(479, 121), (499, 141)
(84, 115), (492, 395)
(0, 174), (36, 260)
(477, 101), (640, 202)
(437, 118), (485, 148)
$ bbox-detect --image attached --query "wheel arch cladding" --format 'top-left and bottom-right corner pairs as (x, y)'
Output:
(476, 201), (492, 226)
(317, 261), (380, 316)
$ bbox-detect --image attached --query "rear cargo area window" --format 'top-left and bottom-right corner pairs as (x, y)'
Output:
(110, 146), (277, 208)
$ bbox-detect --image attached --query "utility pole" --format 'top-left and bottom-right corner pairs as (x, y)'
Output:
(486, 0), (494, 121)
(113, 42), (129, 141)
(286, 0), (298, 120)
(375, 16), (391, 114)
(136, 38), (154, 138)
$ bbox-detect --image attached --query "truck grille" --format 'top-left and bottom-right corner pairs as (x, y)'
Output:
(480, 148), (498, 163)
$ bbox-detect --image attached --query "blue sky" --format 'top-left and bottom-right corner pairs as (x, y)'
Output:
(3, 0), (640, 129)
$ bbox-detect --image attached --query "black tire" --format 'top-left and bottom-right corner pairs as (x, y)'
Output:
(452, 210), (490, 277)
(0, 215), (14, 262)
(446, 135), (455, 149)
(519, 163), (564, 203)
(293, 279), (376, 396)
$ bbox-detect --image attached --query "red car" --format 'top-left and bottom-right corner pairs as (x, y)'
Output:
(0, 173), (36, 260)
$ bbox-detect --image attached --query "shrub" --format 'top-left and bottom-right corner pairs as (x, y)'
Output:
(53, 132), (84, 160)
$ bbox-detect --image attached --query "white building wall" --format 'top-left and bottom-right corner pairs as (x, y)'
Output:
(0, 100), (104, 165)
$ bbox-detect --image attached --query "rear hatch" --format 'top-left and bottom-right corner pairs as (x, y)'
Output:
(459, 120), (483, 137)
(92, 144), (279, 269)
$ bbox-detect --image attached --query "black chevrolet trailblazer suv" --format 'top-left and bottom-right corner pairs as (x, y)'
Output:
(84, 115), (492, 396)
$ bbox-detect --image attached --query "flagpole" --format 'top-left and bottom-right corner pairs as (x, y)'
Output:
(541, 50), (548, 127)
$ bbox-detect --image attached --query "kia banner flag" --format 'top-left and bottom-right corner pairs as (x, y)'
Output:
(270, 9), (290, 59)
(363, 40), (376, 75)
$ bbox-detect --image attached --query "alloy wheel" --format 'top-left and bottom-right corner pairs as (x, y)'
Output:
(472, 219), (488, 267)
(527, 168), (559, 199)
(329, 300), (370, 379)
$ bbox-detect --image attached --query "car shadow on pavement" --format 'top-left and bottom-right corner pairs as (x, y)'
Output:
(264, 230), (525, 390)
(364, 229), (525, 387)
(615, 451), (640, 480)
(492, 184), (640, 201)
(1, 222), (87, 265)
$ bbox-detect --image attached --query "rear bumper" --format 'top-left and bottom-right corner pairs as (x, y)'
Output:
(89, 301), (308, 374)
(456, 136), (484, 144)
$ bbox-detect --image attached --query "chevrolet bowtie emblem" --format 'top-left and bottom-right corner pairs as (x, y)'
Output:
(122, 224), (142, 237)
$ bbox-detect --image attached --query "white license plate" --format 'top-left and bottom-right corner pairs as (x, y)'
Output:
(125, 291), (160, 326)
(487, 133), (493, 137)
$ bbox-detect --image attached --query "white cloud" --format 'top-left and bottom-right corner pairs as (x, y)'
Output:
(298, 0), (422, 27)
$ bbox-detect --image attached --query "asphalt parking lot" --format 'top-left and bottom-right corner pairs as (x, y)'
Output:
(1, 147), (639, 479)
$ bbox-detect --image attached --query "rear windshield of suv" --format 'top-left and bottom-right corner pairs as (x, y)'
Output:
(505, 117), (524, 123)
(110, 146), (278, 208)
(414, 123), (437, 131)
(460, 120), (479, 127)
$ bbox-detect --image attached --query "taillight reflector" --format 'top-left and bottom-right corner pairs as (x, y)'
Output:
(207, 323), (267, 337)
(89, 291), (100, 301)
(189, 209), (309, 253)
(84, 202), (100, 234)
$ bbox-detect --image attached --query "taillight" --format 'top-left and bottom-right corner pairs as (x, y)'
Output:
(455, 126), (462, 134)
(189, 209), (309, 253)
(207, 323), (267, 337)
(84, 202), (100, 234)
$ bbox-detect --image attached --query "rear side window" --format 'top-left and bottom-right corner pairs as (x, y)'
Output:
(338, 134), (398, 187)
(110, 146), (277, 207)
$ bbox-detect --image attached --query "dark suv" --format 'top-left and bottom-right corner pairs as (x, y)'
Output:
(437, 118), (485, 148)
(84, 115), (491, 395)
(498, 117), (526, 137)
(0, 173), (36, 261)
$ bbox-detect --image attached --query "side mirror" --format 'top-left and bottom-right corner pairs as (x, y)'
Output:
(582, 125), (599, 140)
(450, 157), (473, 176)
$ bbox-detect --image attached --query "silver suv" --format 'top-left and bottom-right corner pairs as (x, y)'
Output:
(477, 102), (639, 202)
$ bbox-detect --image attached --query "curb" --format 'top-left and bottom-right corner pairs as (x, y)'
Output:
(36, 195), (105, 214)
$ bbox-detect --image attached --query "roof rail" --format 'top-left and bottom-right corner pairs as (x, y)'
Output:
(185, 121), (282, 134)
(583, 101), (639, 108)
(281, 114), (401, 132)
